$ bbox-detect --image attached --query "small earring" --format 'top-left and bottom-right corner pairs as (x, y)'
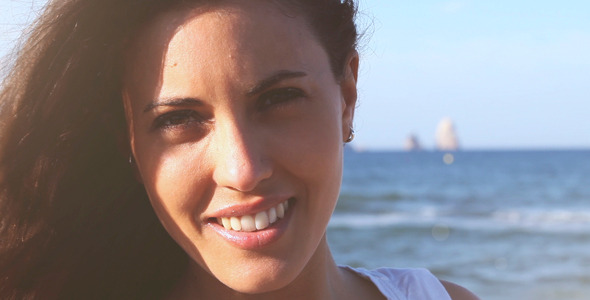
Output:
(128, 154), (134, 165)
(344, 127), (355, 143)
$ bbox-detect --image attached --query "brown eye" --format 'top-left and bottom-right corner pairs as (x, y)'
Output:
(257, 88), (305, 110)
(153, 110), (204, 130)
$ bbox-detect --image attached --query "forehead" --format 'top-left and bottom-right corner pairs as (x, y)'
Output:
(124, 1), (328, 99)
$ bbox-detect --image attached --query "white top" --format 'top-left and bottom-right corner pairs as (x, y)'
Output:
(342, 266), (452, 300)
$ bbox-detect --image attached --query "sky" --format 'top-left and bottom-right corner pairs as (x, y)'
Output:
(1, 0), (589, 150)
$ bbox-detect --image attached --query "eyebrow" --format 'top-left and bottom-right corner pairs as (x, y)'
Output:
(246, 70), (307, 96)
(143, 97), (204, 113)
(143, 70), (307, 113)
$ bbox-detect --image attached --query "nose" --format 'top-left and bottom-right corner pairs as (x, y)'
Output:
(211, 119), (272, 192)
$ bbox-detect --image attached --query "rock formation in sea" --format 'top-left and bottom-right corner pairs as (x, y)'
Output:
(404, 134), (423, 151)
(435, 117), (460, 151)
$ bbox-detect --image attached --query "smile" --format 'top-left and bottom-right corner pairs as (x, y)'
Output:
(217, 200), (289, 232)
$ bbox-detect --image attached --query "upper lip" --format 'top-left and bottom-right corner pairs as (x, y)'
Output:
(204, 195), (292, 220)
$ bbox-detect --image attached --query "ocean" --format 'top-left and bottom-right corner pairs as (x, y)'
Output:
(328, 150), (590, 300)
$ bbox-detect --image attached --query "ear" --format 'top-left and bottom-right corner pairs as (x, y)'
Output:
(340, 50), (359, 140)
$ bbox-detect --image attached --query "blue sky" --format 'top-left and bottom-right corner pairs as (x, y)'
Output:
(2, 0), (589, 150)
(355, 0), (590, 150)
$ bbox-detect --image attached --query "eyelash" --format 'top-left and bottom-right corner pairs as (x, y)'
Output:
(152, 88), (304, 130)
(257, 87), (305, 111)
(152, 110), (204, 130)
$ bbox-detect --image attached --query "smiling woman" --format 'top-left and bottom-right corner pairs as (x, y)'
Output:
(0, 0), (476, 299)
(124, 4), (355, 296)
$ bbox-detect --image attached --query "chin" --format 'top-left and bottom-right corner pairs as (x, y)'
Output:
(212, 259), (299, 295)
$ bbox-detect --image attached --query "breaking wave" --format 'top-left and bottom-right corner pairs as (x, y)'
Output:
(328, 207), (590, 233)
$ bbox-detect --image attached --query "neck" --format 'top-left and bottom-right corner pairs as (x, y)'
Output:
(167, 235), (380, 300)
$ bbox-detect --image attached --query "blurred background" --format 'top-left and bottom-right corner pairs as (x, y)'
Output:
(2, 1), (589, 299)
(353, 0), (589, 151)
(332, 150), (590, 300)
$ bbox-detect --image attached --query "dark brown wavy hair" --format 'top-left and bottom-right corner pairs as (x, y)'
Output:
(0, 0), (358, 298)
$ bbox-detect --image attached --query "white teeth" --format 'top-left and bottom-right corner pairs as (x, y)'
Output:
(221, 217), (231, 230)
(255, 211), (270, 230)
(276, 202), (284, 219)
(230, 216), (242, 231)
(240, 215), (256, 232)
(268, 207), (277, 224)
(217, 199), (290, 232)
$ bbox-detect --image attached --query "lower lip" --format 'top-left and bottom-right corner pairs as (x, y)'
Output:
(206, 204), (294, 250)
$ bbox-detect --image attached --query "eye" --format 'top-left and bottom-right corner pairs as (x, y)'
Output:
(257, 88), (305, 111)
(152, 110), (204, 130)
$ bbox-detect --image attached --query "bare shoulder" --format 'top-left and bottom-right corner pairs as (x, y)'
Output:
(440, 280), (480, 300)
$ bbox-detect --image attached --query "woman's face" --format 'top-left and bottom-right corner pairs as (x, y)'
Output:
(124, 0), (357, 293)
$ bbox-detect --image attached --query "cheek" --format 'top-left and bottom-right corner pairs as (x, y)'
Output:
(135, 143), (214, 254)
(133, 136), (211, 215)
(278, 99), (344, 192)
(286, 114), (343, 241)
(294, 99), (343, 166)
